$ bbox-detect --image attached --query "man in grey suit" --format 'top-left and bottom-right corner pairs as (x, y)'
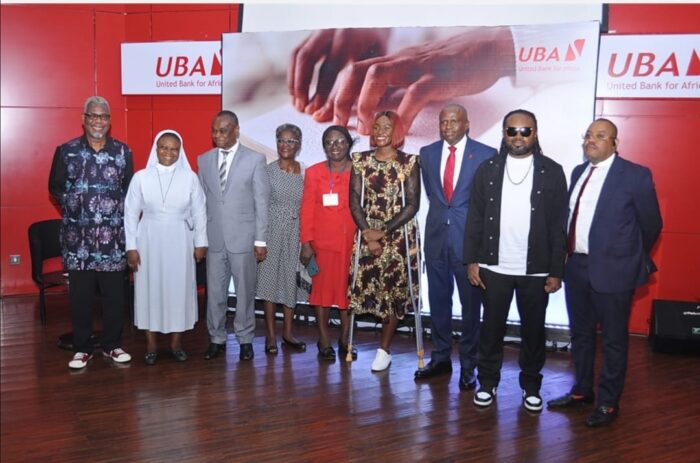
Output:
(198, 110), (270, 361)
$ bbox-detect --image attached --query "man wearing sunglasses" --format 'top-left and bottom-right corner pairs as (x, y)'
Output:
(548, 119), (662, 427)
(465, 109), (568, 412)
(49, 96), (134, 370)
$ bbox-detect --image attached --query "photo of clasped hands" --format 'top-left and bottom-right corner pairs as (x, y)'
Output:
(287, 26), (515, 138)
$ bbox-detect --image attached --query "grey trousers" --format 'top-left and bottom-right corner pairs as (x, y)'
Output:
(206, 248), (257, 345)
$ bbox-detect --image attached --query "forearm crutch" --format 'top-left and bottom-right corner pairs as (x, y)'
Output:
(400, 174), (425, 369)
(346, 174), (365, 363)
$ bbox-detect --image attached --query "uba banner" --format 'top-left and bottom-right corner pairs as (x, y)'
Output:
(597, 34), (700, 98)
(220, 22), (600, 325)
(121, 41), (221, 94)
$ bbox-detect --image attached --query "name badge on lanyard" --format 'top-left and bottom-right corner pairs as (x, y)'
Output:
(323, 164), (340, 207)
(323, 193), (339, 206)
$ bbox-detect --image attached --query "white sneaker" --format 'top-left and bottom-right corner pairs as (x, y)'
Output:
(68, 352), (93, 369)
(370, 348), (392, 372)
(473, 386), (497, 407)
(522, 391), (544, 412)
(103, 347), (132, 364)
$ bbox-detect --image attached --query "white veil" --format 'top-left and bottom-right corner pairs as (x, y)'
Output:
(146, 129), (192, 171)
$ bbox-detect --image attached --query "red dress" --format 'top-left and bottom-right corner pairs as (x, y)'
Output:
(300, 161), (356, 309)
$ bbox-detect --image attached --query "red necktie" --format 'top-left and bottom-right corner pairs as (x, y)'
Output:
(567, 166), (597, 254)
(443, 145), (456, 202)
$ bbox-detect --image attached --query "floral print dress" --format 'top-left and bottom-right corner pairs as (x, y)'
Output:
(348, 150), (420, 320)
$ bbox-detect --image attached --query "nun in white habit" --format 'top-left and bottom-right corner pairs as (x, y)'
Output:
(125, 129), (207, 364)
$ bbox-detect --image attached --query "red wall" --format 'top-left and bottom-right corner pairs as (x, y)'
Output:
(1, 3), (698, 334)
(1, 3), (240, 294)
(602, 4), (700, 332)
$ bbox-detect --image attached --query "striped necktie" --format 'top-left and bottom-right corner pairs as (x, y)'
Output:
(219, 150), (230, 191)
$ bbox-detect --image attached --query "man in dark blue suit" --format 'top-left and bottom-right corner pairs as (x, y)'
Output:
(548, 119), (662, 427)
(414, 104), (497, 388)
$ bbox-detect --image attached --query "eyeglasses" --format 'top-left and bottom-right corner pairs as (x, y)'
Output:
(505, 127), (533, 137)
(582, 133), (613, 141)
(276, 138), (300, 146)
(324, 138), (348, 149)
(84, 113), (111, 122)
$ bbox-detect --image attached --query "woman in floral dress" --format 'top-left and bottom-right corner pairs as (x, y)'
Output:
(349, 111), (420, 372)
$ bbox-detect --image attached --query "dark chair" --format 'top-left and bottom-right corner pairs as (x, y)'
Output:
(28, 219), (68, 325)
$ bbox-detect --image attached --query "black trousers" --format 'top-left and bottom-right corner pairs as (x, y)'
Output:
(565, 254), (634, 408)
(477, 268), (549, 394)
(68, 270), (126, 354)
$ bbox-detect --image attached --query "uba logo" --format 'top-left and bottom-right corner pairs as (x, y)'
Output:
(155, 51), (222, 77)
(607, 50), (700, 77)
(518, 39), (586, 62)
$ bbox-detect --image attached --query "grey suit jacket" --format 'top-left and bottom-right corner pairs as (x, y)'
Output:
(197, 145), (270, 253)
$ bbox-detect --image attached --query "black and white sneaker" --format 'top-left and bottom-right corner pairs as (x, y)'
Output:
(473, 386), (497, 407)
(522, 391), (544, 412)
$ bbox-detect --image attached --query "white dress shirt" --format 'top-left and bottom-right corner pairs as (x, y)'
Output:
(440, 135), (467, 190)
(568, 154), (615, 254)
(218, 141), (240, 182)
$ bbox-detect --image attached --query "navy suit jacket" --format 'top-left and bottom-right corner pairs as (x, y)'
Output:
(568, 155), (662, 293)
(420, 137), (497, 262)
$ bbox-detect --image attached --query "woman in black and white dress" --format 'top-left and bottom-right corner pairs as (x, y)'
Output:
(256, 123), (308, 355)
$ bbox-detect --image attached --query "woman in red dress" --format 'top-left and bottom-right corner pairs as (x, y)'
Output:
(300, 126), (357, 360)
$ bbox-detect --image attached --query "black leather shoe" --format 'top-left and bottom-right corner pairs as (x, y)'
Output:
(265, 343), (278, 355)
(282, 337), (307, 352)
(144, 352), (157, 366)
(547, 393), (595, 409)
(204, 342), (226, 360)
(338, 340), (358, 360)
(239, 343), (254, 361)
(317, 342), (336, 361)
(585, 406), (618, 427)
(170, 349), (188, 362)
(414, 360), (452, 380)
(458, 369), (477, 390)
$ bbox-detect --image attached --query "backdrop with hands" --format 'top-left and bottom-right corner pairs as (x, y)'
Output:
(222, 23), (596, 176)
(222, 21), (600, 326)
(288, 27), (515, 138)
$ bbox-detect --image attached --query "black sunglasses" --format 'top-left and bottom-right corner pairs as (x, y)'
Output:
(505, 127), (533, 137)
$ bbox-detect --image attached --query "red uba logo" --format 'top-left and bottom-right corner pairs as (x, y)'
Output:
(155, 51), (222, 77)
(518, 39), (586, 62)
(607, 49), (700, 77)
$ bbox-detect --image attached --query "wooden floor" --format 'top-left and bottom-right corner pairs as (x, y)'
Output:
(2, 293), (699, 463)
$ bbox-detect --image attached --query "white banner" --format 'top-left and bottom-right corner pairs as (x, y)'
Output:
(597, 34), (700, 98)
(222, 22), (600, 326)
(121, 41), (221, 94)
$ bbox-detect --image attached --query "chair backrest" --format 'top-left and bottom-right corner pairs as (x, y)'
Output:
(28, 219), (63, 284)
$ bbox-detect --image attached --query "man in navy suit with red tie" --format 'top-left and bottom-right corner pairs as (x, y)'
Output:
(548, 119), (662, 427)
(414, 104), (496, 388)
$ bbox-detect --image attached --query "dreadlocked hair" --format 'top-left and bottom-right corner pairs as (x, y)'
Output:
(499, 108), (544, 157)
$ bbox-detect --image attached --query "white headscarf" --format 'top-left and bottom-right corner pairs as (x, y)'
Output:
(146, 129), (192, 171)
